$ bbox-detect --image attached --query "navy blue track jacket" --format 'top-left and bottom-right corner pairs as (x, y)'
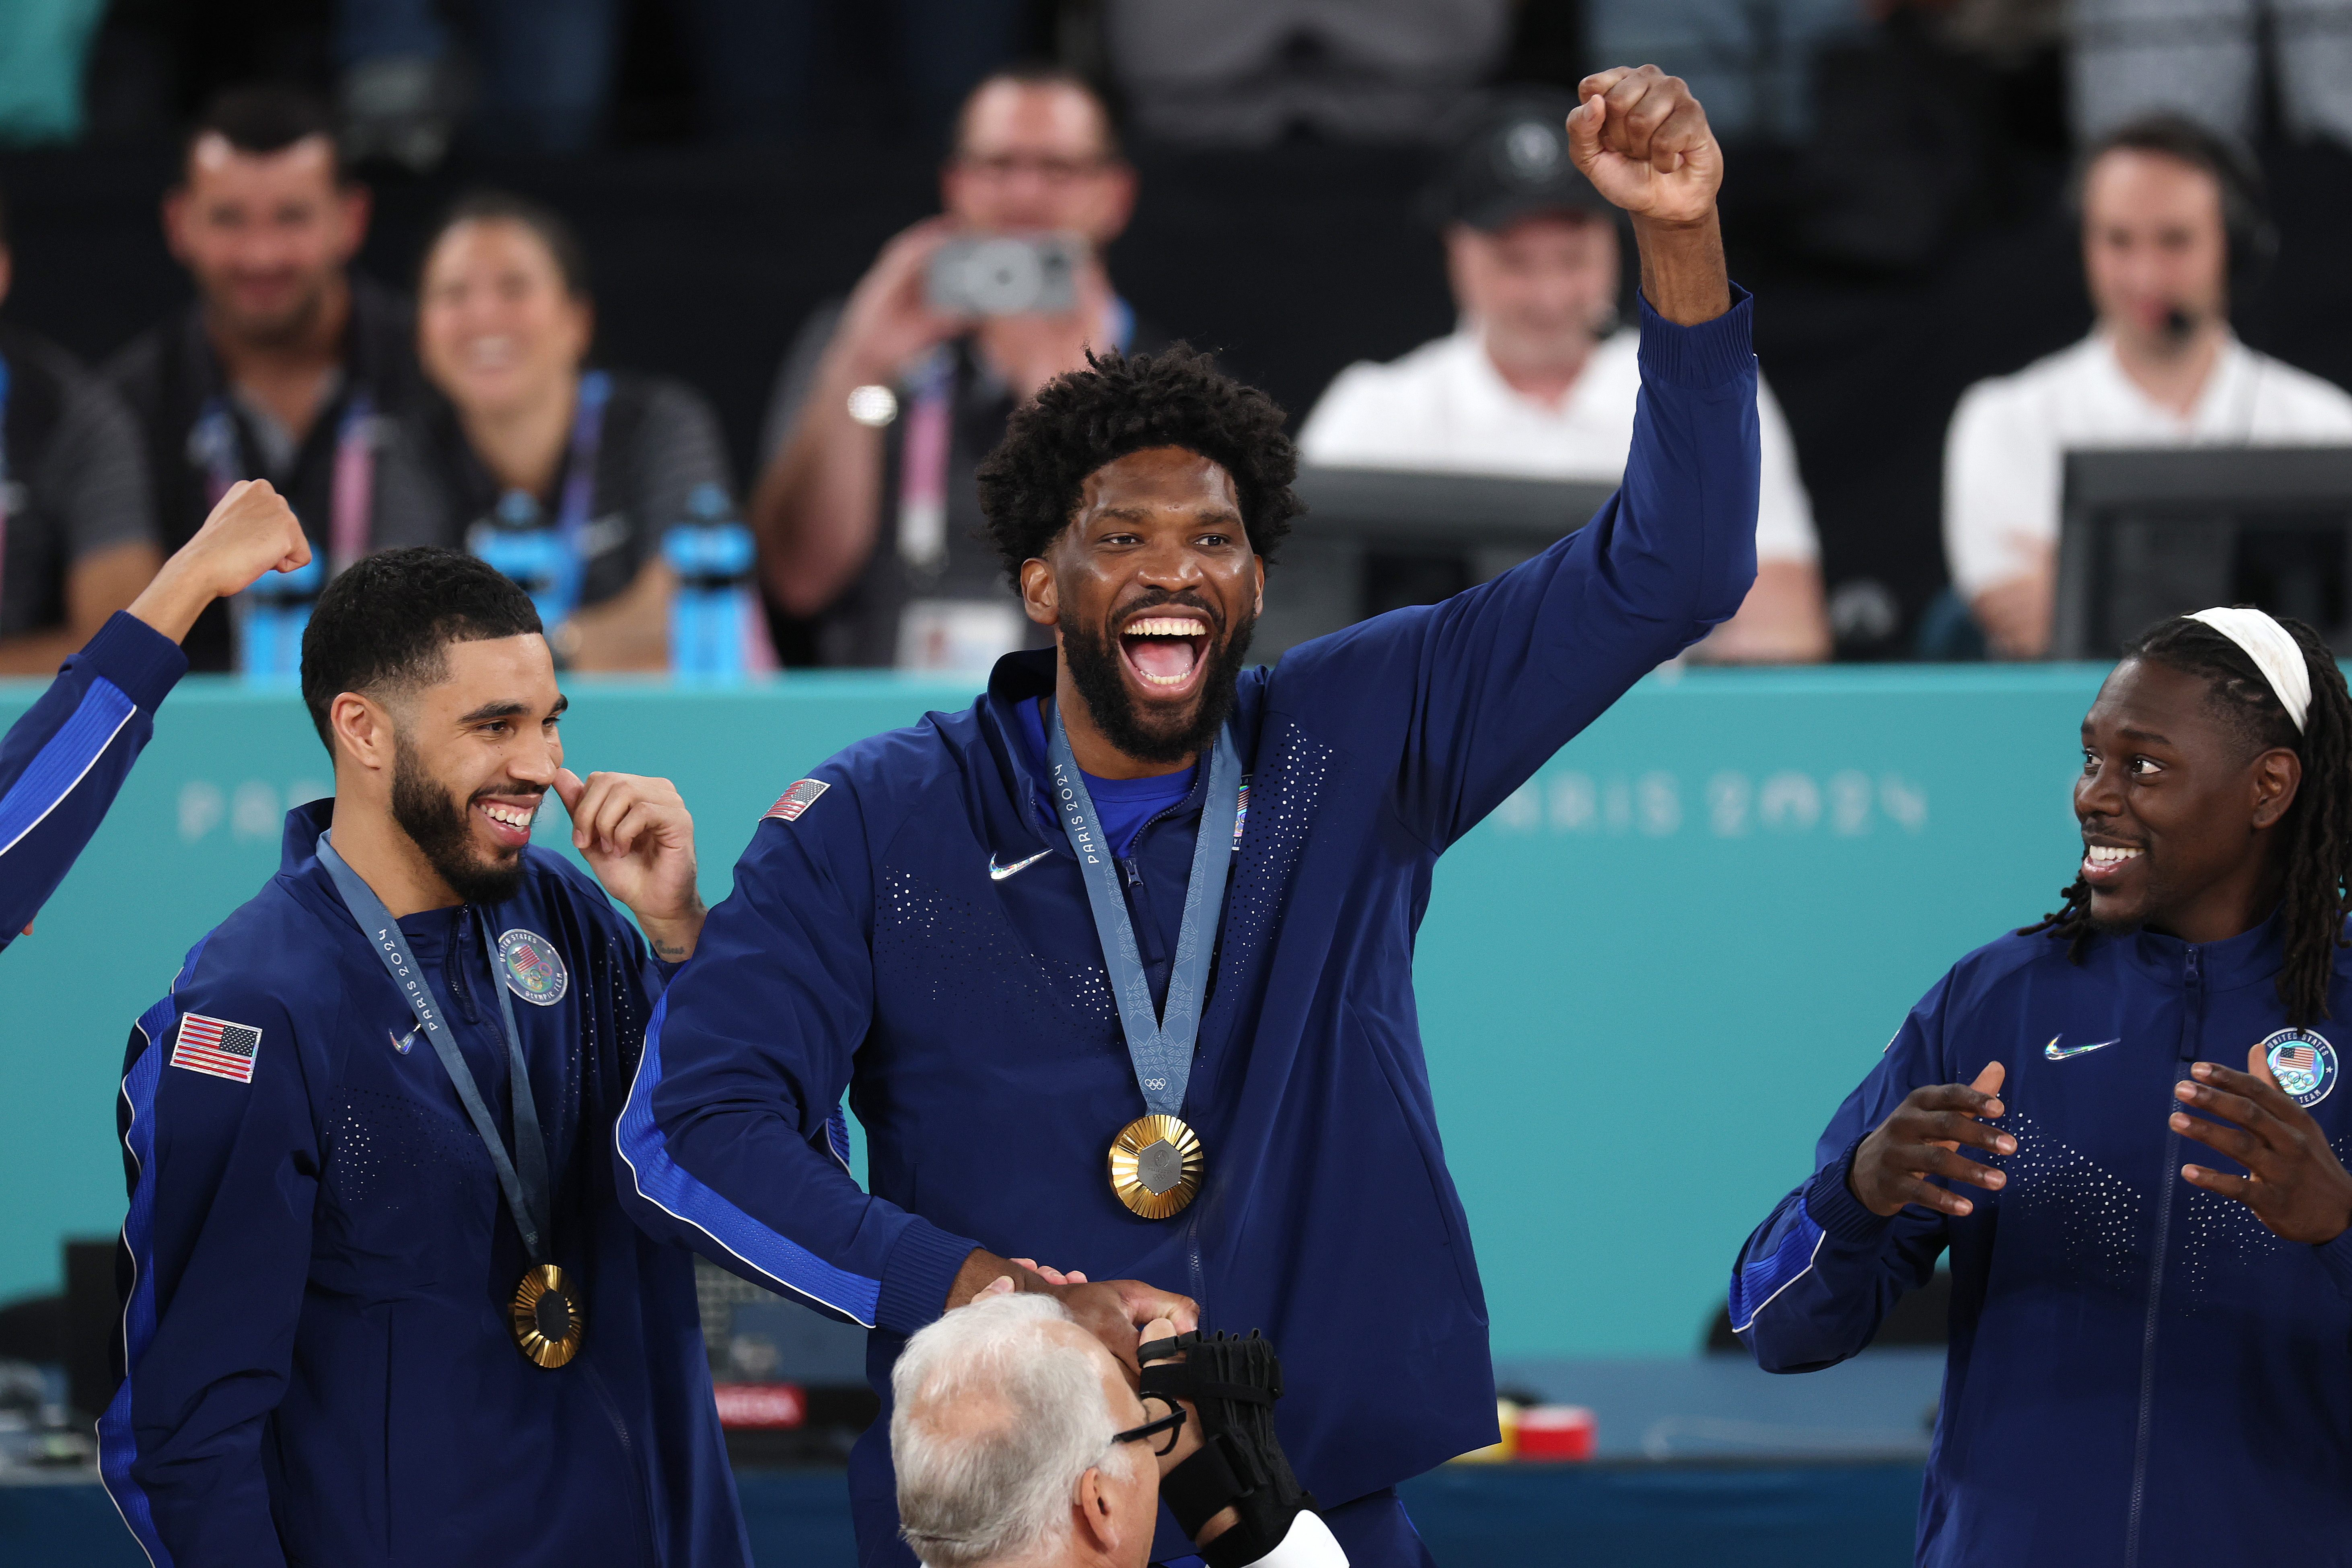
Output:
(102, 799), (749, 1568)
(1733, 914), (2352, 1568)
(0, 611), (186, 952)
(617, 291), (1761, 1564)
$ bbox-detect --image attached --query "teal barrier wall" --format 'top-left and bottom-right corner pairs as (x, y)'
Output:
(0, 663), (2109, 1358)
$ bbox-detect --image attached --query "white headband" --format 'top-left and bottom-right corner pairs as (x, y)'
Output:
(2187, 606), (2311, 732)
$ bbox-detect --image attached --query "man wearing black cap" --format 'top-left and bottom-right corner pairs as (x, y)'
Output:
(1298, 89), (1829, 662)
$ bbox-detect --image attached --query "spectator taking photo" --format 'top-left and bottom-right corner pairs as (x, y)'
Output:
(750, 66), (1150, 671)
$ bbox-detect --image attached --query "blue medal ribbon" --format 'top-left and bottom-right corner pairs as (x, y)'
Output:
(1046, 705), (1241, 1119)
(316, 833), (554, 1263)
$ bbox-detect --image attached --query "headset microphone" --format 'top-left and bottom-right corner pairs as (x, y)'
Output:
(2163, 305), (2198, 342)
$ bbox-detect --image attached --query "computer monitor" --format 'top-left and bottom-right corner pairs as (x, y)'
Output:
(1259, 467), (1615, 659)
(2052, 447), (2352, 660)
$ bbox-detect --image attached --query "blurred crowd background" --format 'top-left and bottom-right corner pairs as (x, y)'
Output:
(0, 0), (2349, 673)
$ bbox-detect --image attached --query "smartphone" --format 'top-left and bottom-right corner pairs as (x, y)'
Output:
(925, 233), (1081, 317)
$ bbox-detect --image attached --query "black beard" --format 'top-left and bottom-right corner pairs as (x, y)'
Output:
(217, 276), (329, 350)
(1062, 601), (1256, 766)
(391, 740), (529, 907)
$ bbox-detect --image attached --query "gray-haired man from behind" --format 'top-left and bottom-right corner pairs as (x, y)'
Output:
(892, 1291), (1348, 1568)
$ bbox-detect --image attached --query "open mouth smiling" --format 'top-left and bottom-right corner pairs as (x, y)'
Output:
(476, 795), (541, 850)
(2081, 838), (2144, 885)
(1118, 610), (1214, 698)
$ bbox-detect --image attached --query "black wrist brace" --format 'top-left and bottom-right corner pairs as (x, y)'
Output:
(1137, 1330), (1318, 1568)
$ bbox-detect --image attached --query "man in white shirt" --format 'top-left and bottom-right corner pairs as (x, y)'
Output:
(1298, 89), (1829, 662)
(1944, 114), (2352, 657)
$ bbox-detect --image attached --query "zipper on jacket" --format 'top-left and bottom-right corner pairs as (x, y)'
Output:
(2124, 942), (2202, 1567)
(446, 906), (481, 1023)
(583, 1360), (658, 1565)
(1183, 1201), (1211, 1329)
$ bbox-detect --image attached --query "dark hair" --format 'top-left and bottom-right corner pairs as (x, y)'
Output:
(973, 343), (1300, 582)
(2023, 612), (2352, 1026)
(185, 85), (345, 183)
(2075, 113), (2276, 296)
(952, 65), (1122, 161)
(300, 548), (543, 753)
(421, 189), (591, 299)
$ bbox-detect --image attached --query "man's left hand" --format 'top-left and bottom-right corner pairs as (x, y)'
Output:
(2173, 1046), (2352, 1244)
(554, 768), (706, 962)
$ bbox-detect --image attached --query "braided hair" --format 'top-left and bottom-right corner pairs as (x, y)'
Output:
(2021, 612), (2352, 1026)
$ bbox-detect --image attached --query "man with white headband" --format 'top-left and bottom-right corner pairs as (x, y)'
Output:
(1728, 605), (2352, 1568)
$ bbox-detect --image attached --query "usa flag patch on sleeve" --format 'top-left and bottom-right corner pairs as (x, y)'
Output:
(172, 1013), (261, 1084)
(763, 779), (830, 823)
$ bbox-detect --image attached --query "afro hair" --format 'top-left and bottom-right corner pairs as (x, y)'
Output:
(973, 342), (1302, 582)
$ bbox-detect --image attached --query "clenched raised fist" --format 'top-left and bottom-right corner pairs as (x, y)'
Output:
(1568, 65), (1723, 227)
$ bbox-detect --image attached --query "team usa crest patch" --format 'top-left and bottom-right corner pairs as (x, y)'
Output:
(764, 779), (830, 823)
(2260, 1027), (2337, 1108)
(498, 928), (569, 1006)
(172, 1012), (261, 1083)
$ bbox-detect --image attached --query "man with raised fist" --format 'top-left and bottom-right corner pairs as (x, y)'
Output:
(628, 65), (1760, 1568)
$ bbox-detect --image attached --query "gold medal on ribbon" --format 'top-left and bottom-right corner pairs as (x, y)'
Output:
(1109, 1114), (1206, 1219)
(509, 1263), (586, 1368)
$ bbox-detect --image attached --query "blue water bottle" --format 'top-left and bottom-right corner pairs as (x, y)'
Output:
(663, 483), (757, 682)
(470, 490), (574, 637)
(236, 549), (324, 683)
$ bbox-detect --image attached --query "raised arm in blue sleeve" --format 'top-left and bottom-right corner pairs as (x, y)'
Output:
(0, 611), (188, 951)
(1729, 974), (1961, 1373)
(615, 770), (980, 1335)
(100, 945), (317, 1568)
(1275, 290), (1761, 850)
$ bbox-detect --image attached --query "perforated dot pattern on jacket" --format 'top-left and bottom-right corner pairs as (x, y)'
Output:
(2175, 1131), (2352, 1311)
(1996, 1109), (2146, 1289)
(877, 869), (1118, 1043)
(325, 1084), (488, 1212)
(1215, 719), (1333, 1005)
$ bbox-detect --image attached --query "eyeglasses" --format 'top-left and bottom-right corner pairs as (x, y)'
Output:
(1110, 1396), (1186, 1458)
(954, 152), (1115, 185)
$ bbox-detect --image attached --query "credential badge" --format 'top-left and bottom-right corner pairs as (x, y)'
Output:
(2260, 1027), (2337, 1108)
(498, 928), (569, 1007)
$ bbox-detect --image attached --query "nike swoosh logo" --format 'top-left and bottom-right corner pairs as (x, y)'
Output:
(390, 1029), (416, 1056)
(988, 849), (1053, 882)
(2045, 1035), (2121, 1060)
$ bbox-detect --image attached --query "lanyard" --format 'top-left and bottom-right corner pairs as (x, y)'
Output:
(316, 833), (555, 1262)
(551, 368), (610, 619)
(196, 392), (369, 675)
(0, 357), (11, 619)
(1046, 704), (1240, 1118)
(896, 299), (1134, 575)
(193, 390), (376, 545)
(488, 369), (609, 627)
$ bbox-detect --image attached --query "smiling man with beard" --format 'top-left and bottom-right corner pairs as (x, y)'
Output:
(100, 547), (750, 1568)
(622, 66), (1758, 1568)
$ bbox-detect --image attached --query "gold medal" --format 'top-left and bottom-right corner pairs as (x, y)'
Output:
(1109, 1115), (1205, 1219)
(509, 1263), (586, 1368)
